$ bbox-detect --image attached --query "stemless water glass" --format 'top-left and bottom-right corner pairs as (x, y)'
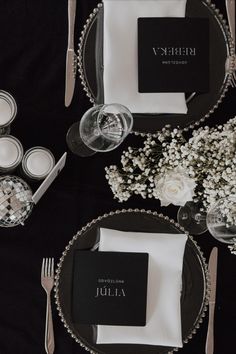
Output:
(66, 104), (133, 157)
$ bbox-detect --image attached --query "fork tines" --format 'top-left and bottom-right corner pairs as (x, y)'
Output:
(41, 258), (54, 278)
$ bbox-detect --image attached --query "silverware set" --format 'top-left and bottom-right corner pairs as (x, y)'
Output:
(41, 258), (55, 354)
(225, 0), (236, 87)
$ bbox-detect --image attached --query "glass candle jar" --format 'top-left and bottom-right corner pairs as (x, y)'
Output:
(21, 147), (55, 181)
(0, 91), (17, 135)
(0, 135), (23, 173)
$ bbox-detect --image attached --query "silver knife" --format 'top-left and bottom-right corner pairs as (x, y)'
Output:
(226, 0), (235, 43)
(65, 0), (77, 107)
(205, 247), (218, 354)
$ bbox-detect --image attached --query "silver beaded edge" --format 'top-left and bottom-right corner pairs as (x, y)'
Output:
(54, 208), (210, 354)
(77, 1), (235, 138)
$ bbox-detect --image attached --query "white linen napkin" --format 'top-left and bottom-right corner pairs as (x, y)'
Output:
(97, 228), (187, 347)
(103, 0), (188, 114)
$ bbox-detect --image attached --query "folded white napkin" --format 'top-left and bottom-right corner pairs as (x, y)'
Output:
(97, 228), (187, 347)
(103, 0), (188, 114)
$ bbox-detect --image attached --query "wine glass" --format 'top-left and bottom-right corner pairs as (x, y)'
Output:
(66, 104), (133, 157)
(206, 196), (236, 245)
(177, 201), (207, 235)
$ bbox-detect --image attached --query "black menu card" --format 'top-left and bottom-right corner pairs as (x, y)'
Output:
(138, 18), (209, 93)
(72, 250), (149, 326)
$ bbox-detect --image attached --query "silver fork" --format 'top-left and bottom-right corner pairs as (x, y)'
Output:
(226, 0), (236, 86)
(41, 258), (55, 354)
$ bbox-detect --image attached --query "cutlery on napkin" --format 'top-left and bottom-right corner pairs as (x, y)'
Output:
(205, 247), (218, 354)
(65, 0), (77, 107)
(103, 0), (188, 114)
(97, 228), (187, 347)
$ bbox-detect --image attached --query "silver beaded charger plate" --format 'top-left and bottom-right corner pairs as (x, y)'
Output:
(55, 209), (210, 354)
(78, 0), (234, 136)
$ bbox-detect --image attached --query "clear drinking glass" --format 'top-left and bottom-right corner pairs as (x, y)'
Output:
(177, 201), (208, 235)
(178, 196), (236, 243)
(66, 104), (133, 157)
(206, 196), (236, 244)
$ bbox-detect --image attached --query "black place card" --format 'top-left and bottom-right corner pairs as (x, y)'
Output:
(72, 250), (149, 326)
(138, 18), (209, 93)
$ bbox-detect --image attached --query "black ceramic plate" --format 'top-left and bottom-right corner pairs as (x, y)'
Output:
(78, 0), (234, 135)
(55, 209), (209, 354)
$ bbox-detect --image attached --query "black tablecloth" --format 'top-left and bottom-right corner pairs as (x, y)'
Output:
(0, 1), (236, 353)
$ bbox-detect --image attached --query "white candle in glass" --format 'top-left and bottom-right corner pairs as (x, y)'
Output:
(0, 136), (23, 170)
(22, 147), (55, 180)
(0, 91), (17, 128)
(0, 98), (12, 126)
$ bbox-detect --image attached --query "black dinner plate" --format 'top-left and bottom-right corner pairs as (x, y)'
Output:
(78, 0), (233, 135)
(55, 210), (209, 354)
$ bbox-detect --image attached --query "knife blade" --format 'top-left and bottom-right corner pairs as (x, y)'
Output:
(205, 247), (218, 354)
(226, 0), (235, 43)
(65, 0), (77, 107)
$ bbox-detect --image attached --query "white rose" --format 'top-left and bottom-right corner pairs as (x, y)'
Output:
(154, 168), (196, 207)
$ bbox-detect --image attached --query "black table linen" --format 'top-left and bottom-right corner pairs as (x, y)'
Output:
(0, 1), (236, 354)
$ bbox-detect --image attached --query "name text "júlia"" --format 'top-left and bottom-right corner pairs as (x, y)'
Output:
(95, 287), (126, 298)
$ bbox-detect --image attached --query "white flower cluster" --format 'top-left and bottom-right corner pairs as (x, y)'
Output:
(228, 239), (236, 255)
(180, 119), (236, 224)
(105, 118), (236, 225)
